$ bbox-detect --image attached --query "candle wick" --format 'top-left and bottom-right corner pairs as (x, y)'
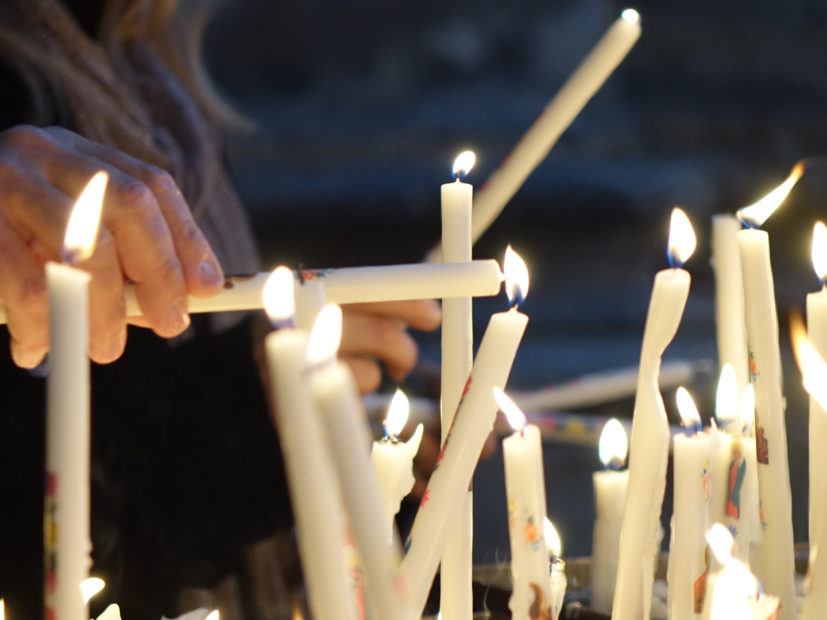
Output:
(606, 458), (624, 471)
(60, 247), (81, 267)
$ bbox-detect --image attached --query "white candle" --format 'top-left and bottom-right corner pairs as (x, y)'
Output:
(612, 207), (696, 620)
(398, 250), (530, 615)
(306, 306), (411, 620)
(495, 388), (551, 620)
(370, 389), (424, 536)
(44, 172), (107, 620)
(709, 367), (736, 532)
(667, 387), (712, 620)
(735, 166), (802, 618)
(440, 151), (475, 620)
(590, 418), (628, 614)
(262, 268), (358, 620)
(711, 215), (750, 399)
(544, 518), (567, 620)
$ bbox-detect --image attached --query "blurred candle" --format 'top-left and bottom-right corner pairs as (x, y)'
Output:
(44, 172), (107, 620)
(544, 518), (567, 620)
(440, 150), (475, 620)
(591, 418), (629, 613)
(495, 388), (552, 620)
(613, 207), (696, 620)
(667, 387), (712, 620)
(709, 366), (736, 530)
(736, 165), (802, 618)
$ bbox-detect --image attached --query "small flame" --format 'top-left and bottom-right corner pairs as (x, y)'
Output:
(739, 384), (756, 435)
(667, 207), (696, 268)
(205, 612), (220, 620)
(62, 171), (108, 264)
(306, 304), (343, 366)
(812, 221), (827, 285)
(384, 389), (410, 438)
(598, 418), (628, 469)
(676, 386), (701, 430)
(81, 577), (105, 604)
(1, 599), (5, 620)
(452, 150), (476, 180)
(715, 364), (738, 427)
(493, 387), (526, 431)
(791, 313), (827, 412)
(621, 8), (640, 23)
(503, 246), (529, 307)
(736, 163), (804, 228)
(262, 266), (295, 323)
(706, 523), (735, 565)
(543, 517), (562, 558)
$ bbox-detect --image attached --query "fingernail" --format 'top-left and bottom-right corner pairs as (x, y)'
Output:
(100, 331), (127, 363)
(162, 300), (190, 335)
(197, 259), (223, 288)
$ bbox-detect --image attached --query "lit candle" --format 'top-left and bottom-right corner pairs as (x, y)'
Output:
(709, 366), (737, 531)
(612, 207), (696, 620)
(790, 314), (827, 620)
(667, 387), (712, 620)
(398, 248), (530, 615)
(495, 388), (552, 620)
(711, 216), (749, 399)
(44, 172), (107, 620)
(544, 518), (567, 620)
(736, 165), (802, 617)
(370, 389), (424, 537)
(440, 150), (475, 620)
(590, 418), (629, 614)
(262, 268), (358, 620)
(306, 305), (411, 620)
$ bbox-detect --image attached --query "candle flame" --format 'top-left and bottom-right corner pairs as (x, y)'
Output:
(262, 266), (295, 324)
(790, 312), (827, 412)
(1, 599), (5, 620)
(621, 8), (640, 23)
(812, 221), (827, 284)
(493, 387), (526, 431)
(306, 304), (343, 366)
(715, 364), (738, 427)
(706, 523), (735, 565)
(384, 389), (410, 438)
(736, 163), (804, 228)
(205, 612), (219, 620)
(543, 517), (562, 558)
(503, 246), (529, 306)
(62, 171), (108, 264)
(452, 150), (476, 180)
(81, 577), (105, 604)
(598, 418), (628, 468)
(666, 207), (696, 268)
(676, 386), (701, 430)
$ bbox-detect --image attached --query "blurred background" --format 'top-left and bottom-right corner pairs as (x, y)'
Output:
(202, 0), (827, 562)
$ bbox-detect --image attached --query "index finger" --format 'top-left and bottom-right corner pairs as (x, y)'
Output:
(341, 299), (442, 331)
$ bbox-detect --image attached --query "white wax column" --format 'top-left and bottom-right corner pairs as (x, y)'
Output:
(398, 308), (528, 615)
(709, 428), (733, 533)
(711, 215), (749, 397)
(309, 360), (411, 620)
(737, 228), (797, 618)
(591, 469), (627, 613)
(667, 431), (712, 620)
(265, 330), (358, 620)
(294, 279), (326, 330)
(503, 423), (551, 620)
(550, 560), (567, 620)
(441, 161), (474, 620)
(370, 425), (424, 539)
(44, 262), (92, 620)
(612, 268), (691, 620)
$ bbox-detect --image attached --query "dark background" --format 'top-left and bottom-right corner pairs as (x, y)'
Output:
(202, 0), (827, 562)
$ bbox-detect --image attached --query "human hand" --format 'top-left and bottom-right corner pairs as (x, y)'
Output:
(0, 125), (224, 368)
(340, 299), (441, 394)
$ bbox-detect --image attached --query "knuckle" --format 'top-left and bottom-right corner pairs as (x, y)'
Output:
(2, 125), (50, 151)
(116, 177), (155, 209)
(155, 255), (184, 286)
(140, 165), (178, 194)
(18, 275), (47, 309)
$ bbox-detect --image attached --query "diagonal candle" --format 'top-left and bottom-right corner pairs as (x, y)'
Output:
(45, 171), (107, 620)
(736, 167), (801, 618)
(612, 206), (695, 620)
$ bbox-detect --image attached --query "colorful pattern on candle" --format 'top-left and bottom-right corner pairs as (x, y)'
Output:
(529, 583), (551, 620)
(756, 427), (769, 465)
(702, 457), (711, 501)
(749, 351), (759, 382)
(297, 268), (335, 281)
(726, 447), (747, 519)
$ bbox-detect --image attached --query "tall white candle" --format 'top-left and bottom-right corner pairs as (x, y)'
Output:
(667, 387), (712, 620)
(495, 388), (551, 620)
(262, 268), (358, 620)
(398, 250), (530, 615)
(44, 172), (107, 620)
(612, 207), (696, 620)
(370, 389), (424, 538)
(735, 166), (802, 618)
(590, 418), (628, 614)
(711, 215), (749, 399)
(306, 306), (412, 620)
(440, 151), (475, 620)
(544, 518), (567, 620)
(709, 367), (736, 532)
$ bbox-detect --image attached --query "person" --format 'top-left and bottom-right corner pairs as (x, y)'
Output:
(0, 1), (441, 618)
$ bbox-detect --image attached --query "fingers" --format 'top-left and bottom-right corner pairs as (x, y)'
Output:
(341, 356), (382, 395)
(342, 299), (442, 332)
(340, 310), (419, 382)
